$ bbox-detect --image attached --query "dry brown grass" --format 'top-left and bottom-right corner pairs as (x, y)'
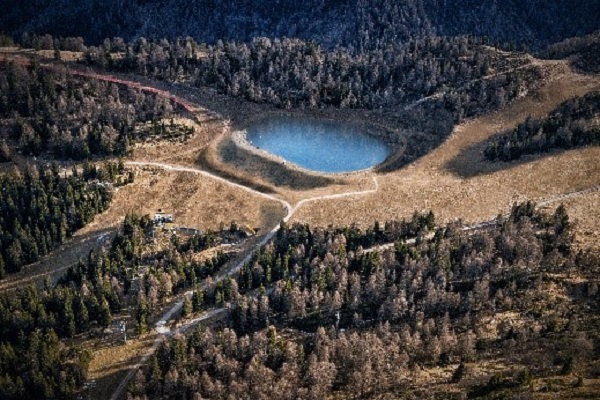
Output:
(38, 49), (84, 61)
(87, 334), (157, 400)
(19, 53), (596, 273)
(292, 64), (600, 234)
(0, 47), (84, 62)
(548, 191), (600, 252)
(79, 166), (286, 236)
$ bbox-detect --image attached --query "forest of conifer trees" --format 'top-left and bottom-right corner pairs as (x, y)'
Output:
(0, 2), (598, 398)
(485, 92), (600, 161)
(127, 204), (600, 399)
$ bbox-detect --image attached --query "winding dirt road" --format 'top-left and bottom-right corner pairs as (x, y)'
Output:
(78, 61), (597, 399)
(108, 161), (379, 400)
(110, 176), (599, 400)
(4, 55), (592, 399)
(126, 160), (378, 280)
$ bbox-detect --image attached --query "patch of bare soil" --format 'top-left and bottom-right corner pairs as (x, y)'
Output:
(293, 64), (600, 236)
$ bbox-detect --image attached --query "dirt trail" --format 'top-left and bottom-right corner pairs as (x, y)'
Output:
(294, 64), (600, 228)
(2, 50), (598, 398)
(107, 160), (380, 400)
(126, 161), (293, 214)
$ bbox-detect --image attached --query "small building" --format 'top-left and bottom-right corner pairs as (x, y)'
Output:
(154, 210), (174, 226)
(243, 224), (256, 237)
(177, 227), (203, 236)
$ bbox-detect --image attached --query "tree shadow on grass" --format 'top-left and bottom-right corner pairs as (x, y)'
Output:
(443, 136), (584, 179)
(196, 138), (337, 192)
(195, 149), (279, 194)
(87, 359), (141, 400)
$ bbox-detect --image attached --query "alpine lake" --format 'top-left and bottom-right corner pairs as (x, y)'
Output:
(245, 116), (391, 173)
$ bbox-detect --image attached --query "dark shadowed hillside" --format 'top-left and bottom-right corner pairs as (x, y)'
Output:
(1, 0), (599, 50)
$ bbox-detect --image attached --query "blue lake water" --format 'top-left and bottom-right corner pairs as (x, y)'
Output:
(246, 117), (390, 173)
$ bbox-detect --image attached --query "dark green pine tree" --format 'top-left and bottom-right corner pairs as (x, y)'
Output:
(182, 297), (192, 318)
(192, 287), (204, 312)
(554, 204), (570, 235)
(62, 292), (77, 338)
(136, 294), (148, 335)
(7, 240), (23, 273)
(148, 354), (163, 386)
(74, 295), (90, 333)
(99, 296), (112, 327)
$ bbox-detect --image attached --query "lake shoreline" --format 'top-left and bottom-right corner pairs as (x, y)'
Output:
(230, 130), (379, 178)
(241, 116), (391, 174)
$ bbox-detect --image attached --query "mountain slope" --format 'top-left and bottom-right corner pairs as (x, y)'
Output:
(1, 0), (598, 50)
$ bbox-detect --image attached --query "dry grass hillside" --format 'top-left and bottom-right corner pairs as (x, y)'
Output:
(1, 41), (599, 400)
(292, 62), (600, 239)
(110, 55), (599, 250)
(79, 166), (286, 236)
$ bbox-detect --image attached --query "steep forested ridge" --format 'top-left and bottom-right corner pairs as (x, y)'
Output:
(0, 164), (125, 399)
(0, 213), (143, 399)
(1, 0), (598, 50)
(0, 62), (190, 160)
(81, 34), (545, 127)
(0, 164), (115, 277)
(0, 211), (243, 399)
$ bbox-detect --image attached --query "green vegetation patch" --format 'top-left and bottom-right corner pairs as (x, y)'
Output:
(485, 92), (600, 162)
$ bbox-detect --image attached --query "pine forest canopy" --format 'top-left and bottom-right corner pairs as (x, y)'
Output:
(0, 1), (598, 399)
(1, 0), (599, 51)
